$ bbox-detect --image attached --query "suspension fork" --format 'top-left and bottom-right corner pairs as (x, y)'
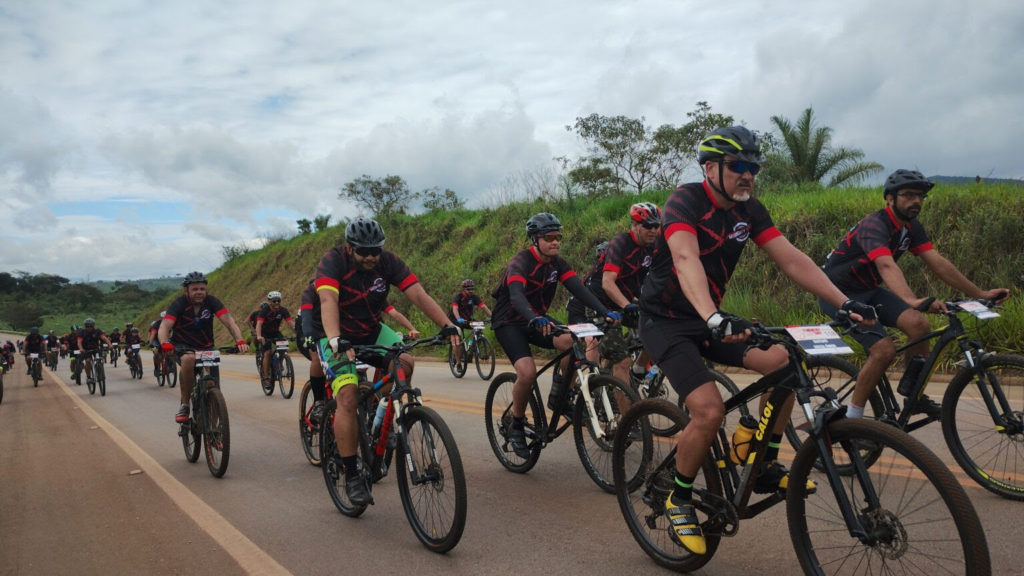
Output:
(577, 365), (616, 439)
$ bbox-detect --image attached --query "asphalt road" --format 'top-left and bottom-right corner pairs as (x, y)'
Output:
(1, 340), (1020, 575)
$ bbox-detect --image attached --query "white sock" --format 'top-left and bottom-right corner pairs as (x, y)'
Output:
(846, 403), (865, 419)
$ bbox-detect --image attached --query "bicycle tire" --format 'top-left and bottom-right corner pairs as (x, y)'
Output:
(167, 359), (177, 388)
(612, 398), (723, 573)
(395, 405), (468, 553)
(32, 360), (40, 387)
(787, 418), (991, 576)
(279, 355), (295, 398)
(298, 380), (322, 466)
(203, 382), (230, 478)
(447, 343), (467, 379)
(474, 337), (496, 380)
(573, 374), (646, 493)
(320, 399), (369, 517)
(784, 354), (885, 475)
(87, 364), (96, 395)
(942, 353), (1024, 500)
(97, 362), (106, 396)
(182, 413), (201, 463)
(261, 358), (275, 395)
(639, 368), (746, 436)
(484, 372), (543, 473)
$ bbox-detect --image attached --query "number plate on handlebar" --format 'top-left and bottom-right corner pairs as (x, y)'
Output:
(470, 321), (485, 329)
(30, 353), (39, 359)
(130, 344), (141, 350)
(785, 325), (853, 355)
(958, 300), (999, 319)
(568, 323), (603, 338)
(275, 339), (289, 350)
(195, 349), (221, 367)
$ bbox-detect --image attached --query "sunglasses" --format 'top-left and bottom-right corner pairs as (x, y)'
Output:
(897, 191), (928, 201)
(541, 233), (563, 243)
(352, 245), (382, 257)
(724, 160), (761, 176)
(270, 299), (282, 304)
(640, 222), (660, 230)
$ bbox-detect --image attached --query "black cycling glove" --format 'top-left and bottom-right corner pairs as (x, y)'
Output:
(841, 299), (878, 321)
(706, 311), (753, 340)
(439, 324), (460, 338)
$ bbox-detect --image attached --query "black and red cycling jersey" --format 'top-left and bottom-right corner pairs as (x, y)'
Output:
(77, 328), (106, 352)
(822, 205), (933, 293)
(164, 294), (229, 350)
(491, 246), (577, 328)
(589, 229), (653, 309)
(314, 247), (417, 340)
(256, 305), (292, 335)
(23, 333), (44, 353)
(449, 291), (485, 323)
(640, 181), (780, 324)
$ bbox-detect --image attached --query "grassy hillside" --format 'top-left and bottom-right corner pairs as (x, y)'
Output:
(136, 181), (1024, 360)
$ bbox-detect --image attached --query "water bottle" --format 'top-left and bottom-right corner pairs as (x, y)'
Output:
(730, 415), (758, 464)
(640, 366), (660, 395)
(371, 397), (388, 435)
(897, 355), (927, 396)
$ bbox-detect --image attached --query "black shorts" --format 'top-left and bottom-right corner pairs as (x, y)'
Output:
(494, 324), (557, 364)
(819, 287), (909, 350)
(639, 315), (749, 400)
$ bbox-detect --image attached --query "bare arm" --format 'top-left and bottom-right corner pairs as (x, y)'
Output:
(218, 314), (249, 352)
(404, 283), (454, 329)
(667, 230), (718, 321)
(760, 236), (850, 309)
(157, 318), (174, 345)
(918, 250), (987, 298)
(319, 289), (341, 339)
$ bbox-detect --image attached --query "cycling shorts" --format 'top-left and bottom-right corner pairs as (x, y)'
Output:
(639, 314), (748, 400)
(819, 287), (909, 350)
(494, 323), (557, 364)
(318, 324), (404, 396)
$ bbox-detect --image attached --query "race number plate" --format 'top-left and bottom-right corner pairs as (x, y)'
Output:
(568, 323), (603, 338)
(195, 349), (221, 367)
(785, 324), (853, 356)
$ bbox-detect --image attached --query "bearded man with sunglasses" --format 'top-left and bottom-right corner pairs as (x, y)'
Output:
(638, 125), (877, 555)
(314, 216), (459, 505)
(819, 169), (1010, 420)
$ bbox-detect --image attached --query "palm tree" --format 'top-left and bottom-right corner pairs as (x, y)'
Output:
(766, 107), (883, 187)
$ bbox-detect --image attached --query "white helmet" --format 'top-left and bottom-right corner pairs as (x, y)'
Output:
(267, 291), (282, 301)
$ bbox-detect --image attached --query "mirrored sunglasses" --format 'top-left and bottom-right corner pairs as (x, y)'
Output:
(352, 245), (382, 257)
(724, 160), (761, 176)
(541, 233), (563, 242)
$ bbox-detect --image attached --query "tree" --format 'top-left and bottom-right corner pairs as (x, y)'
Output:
(313, 214), (332, 232)
(649, 101), (734, 189)
(296, 218), (312, 235)
(765, 107), (883, 187)
(339, 174), (418, 217)
(0, 303), (44, 331)
(421, 187), (465, 212)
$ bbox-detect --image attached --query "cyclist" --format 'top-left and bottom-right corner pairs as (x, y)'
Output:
(45, 330), (59, 368)
(22, 327), (46, 375)
(449, 279), (493, 367)
(77, 319), (112, 386)
(491, 212), (621, 459)
(158, 272), (249, 423)
(819, 169), (1011, 419)
(638, 125), (876, 555)
(149, 312), (166, 378)
(246, 302), (270, 348)
(315, 216), (459, 505)
(255, 291), (296, 391)
(123, 326), (143, 367)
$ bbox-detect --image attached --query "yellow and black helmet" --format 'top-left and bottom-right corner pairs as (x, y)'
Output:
(697, 125), (763, 164)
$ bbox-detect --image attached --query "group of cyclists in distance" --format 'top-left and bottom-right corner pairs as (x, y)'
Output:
(18, 124), (1012, 568)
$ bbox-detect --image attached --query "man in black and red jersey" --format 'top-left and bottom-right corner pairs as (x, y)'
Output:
(638, 126), (876, 555)
(22, 327), (46, 375)
(77, 319), (112, 386)
(158, 272), (249, 423)
(491, 212), (621, 460)
(315, 217), (458, 505)
(449, 278), (492, 367)
(255, 290), (296, 390)
(149, 313), (165, 377)
(820, 169), (1010, 419)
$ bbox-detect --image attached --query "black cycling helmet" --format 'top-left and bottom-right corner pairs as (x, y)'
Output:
(345, 217), (386, 248)
(697, 125), (763, 164)
(84, 318), (95, 328)
(30, 327), (38, 335)
(461, 279), (475, 290)
(525, 212), (562, 240)
(630, 202), (661, 226)
(182, 271), (207, 286)
(883, 169), (934, 198)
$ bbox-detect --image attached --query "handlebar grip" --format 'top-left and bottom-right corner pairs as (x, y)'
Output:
(914, 297), (936, 312)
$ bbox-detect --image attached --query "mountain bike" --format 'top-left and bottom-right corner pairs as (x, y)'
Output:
(85, 349), (106, 396)
(70, 350), (82, 385)
(46, 348), (59, 370)
(484, 322), (645, 493)
(785, 297), (1024, 500)
(447, 321), (496, 380)
(177, 347), (234, 478)
(320, 334), (467, 553)
(27, 352), (42, 387)
(109, 343), (120, 367)
(612, 317), (990, 575)
(126, 344), (144, 379)
(261, 339), (295, 398)
(156, 349), (177, 388)
(299, 362), (369, 467)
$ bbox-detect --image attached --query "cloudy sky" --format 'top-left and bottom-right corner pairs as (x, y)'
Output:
(2, 0), (1021, 281)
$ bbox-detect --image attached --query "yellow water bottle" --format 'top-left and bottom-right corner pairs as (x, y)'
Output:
(730, 415), (758, 464)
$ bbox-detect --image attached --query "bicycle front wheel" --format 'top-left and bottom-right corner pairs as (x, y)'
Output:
(484, 372), (543, 473)
(181, 414), (201, 463)
(447, 344), (466, 378)
(787, 418), (991, 576)
(612, 398), (722, 573)
(97, 363), (106, 396)
(942, 353), (1024, 500)
(573, 374), (644, 493)
(298, 380), (321, 466)
(396, 405), (467, 554)
(87, 366), (96, 395)
(320, 399), (369, 517)
(474, 337), (495, 380)
(166, 357), (178, 388)
(203, 383), (230, 478)
(279, 355), (295, 398)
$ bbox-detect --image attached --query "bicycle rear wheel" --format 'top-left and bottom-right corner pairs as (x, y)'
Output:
(278, 355), (294, 398)
(612, 398), (722, 573)
(573, 374), (646, 493)
(942, 353), (1024, 500)
(639, 368), (745, 436)
(320, 399), (369, 517)
(32, 361), (41, 387)
(396, 405), (467, 553)
(787, 419), (991, 575)
(484, 372), (543, 473)
(298, 380), (322, 466)
(474, 337), (495, 380)
(164, 356), (178, 388)
(203, 382), (230, 478)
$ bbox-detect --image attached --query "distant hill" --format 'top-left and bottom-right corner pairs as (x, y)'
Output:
(930, 175), (1024, 186)
(91, 277), (184, 293)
